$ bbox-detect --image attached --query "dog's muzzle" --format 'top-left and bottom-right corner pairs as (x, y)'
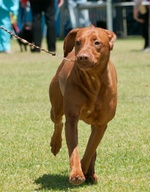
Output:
(76, 53), (95, 70)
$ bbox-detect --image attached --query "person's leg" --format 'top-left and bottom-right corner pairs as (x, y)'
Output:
(44, 0), (56, 52)
(142, 12), (149, 49)
(79, 9), (91, 27)
(0, 7), (11, 53)
(78, 0), (91, 27)
(148, 7), (150, 47)
(68, 0), (78, 29)
(29, 1), (42, 51)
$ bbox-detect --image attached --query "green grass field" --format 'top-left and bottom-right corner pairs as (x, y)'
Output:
(0, 37), (150, 192)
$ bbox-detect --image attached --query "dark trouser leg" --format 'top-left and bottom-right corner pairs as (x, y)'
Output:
(44, 1), (56, 52)
(142, 12), (149, 48)
(30, 2), (42, 51)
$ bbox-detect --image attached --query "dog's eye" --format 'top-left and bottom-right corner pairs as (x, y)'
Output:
(76, 40), (81, 46)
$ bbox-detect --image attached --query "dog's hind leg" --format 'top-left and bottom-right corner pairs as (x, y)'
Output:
(49, 76), (64, 156)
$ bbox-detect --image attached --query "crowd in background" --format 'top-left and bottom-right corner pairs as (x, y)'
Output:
(0, 0), (150, 53)
(0, 0), (64, 54)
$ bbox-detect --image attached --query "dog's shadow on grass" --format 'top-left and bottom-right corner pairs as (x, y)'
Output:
(34, 173), (86, 191)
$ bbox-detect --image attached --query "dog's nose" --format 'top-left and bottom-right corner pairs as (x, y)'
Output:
(77, 54), (89, 62)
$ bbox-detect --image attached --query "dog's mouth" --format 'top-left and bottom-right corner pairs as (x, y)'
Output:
(76, 60), (95, 71)
(78, 66), (94, 72)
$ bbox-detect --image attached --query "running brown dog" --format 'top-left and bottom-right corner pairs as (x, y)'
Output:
(49, 25), (117, 185)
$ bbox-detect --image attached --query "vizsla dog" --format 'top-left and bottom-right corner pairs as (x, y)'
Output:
(49, 25), (117, 185)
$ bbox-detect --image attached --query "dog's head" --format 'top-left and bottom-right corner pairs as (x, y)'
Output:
(63, 25), (116, 71)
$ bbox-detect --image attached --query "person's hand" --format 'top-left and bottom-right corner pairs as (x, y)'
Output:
(57, 0), (64, 8)
(133, 7), (144, 23)
(10, 13), (17, 24)
(136, 18), (144, 23)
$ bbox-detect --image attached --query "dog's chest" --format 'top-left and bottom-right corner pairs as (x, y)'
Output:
(78, 71), (107, 124)
(80, 102), (102, 125)
(77, 71), (101, 96)
(78, 83), (103, 124)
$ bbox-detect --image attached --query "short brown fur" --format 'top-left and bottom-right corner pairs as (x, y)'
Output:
(49, 25), (117, 185)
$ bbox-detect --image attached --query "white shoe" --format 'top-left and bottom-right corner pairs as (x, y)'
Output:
(4, 50), (12, 54)
(142, 47), (150, 52)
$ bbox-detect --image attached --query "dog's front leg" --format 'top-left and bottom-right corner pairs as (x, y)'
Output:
(81, 124), (107, 183)
(65, 116), (85, 185)
(50, 122), (63, 156)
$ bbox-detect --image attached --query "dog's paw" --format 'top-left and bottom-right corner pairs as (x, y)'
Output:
(50, 135), (62, 156)
(85, 173), (98, 184)
(69, 171), (85, 185)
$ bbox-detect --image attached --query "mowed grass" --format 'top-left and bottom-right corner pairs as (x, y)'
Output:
(0, 36), (150, 192)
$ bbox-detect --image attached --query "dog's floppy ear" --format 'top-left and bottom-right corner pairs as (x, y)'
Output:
(105, 30), (117, 50)
(63, 28), (80, 57)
